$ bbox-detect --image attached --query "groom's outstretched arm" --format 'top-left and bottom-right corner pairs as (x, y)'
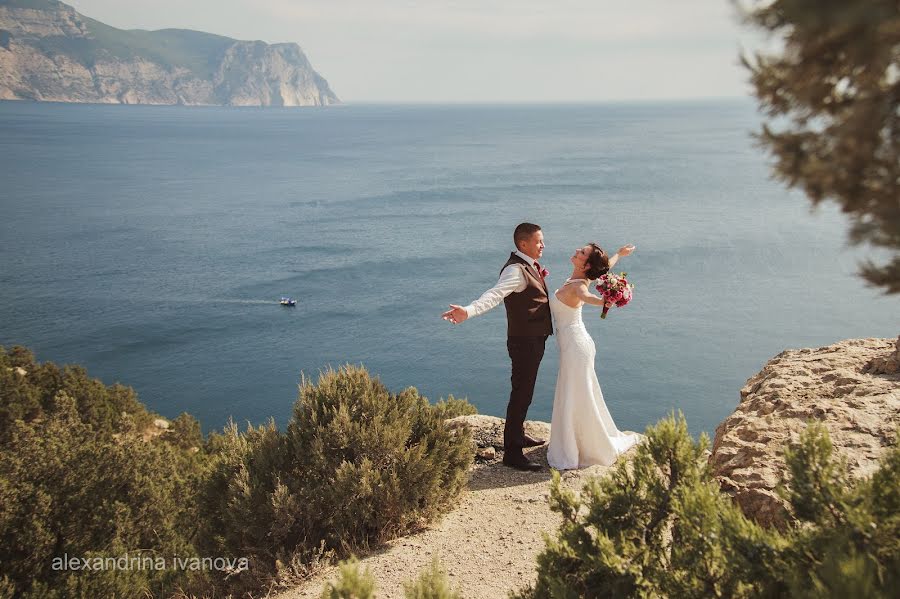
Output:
(464, 265), (527, 317)
(442, 265), (526, 324)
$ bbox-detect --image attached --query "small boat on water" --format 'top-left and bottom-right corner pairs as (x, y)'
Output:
(280, 297), (296, 306)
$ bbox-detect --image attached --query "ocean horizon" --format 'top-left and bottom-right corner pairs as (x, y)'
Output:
(1, 99), (896, 436)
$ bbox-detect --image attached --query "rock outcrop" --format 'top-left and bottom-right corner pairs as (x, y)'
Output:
(445, 414), (551, 463)
(710, 336), (900, 528)
(0, 0), (339, 106)
(864, 334), (900, 375)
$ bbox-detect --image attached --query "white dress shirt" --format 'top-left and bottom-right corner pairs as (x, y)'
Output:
(463, 250), (540, 318)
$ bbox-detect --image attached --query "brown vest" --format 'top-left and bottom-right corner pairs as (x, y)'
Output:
(501, 253), (553, 337)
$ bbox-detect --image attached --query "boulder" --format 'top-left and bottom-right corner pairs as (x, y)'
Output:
(445, 414), (551, 461)
(710, 336), (900, 528)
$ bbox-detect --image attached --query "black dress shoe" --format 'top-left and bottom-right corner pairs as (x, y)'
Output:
(523, 435), (546, 447)
(502, 453), (542, 471)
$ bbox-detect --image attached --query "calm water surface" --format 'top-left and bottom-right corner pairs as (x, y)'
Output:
(0, 100), (895, 435)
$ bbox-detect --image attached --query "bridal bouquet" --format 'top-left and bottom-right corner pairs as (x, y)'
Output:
(595, 272), (634, 319)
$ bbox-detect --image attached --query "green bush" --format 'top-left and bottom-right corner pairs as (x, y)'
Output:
(0, 349), (41, 434)
(166, 412), (205, 451)
(0, 345), (155, 441)
(1, 349), (474, 598)
(320, 556), (461, 599)
(0, 392), (210, 598)
(197, 417), (289, 595)
(514, 414), (900, 599)
(320, 558), (376, 599)
(402, 557), (461, 599)
(778, 423), (900, 598)
(285, 367), (474, 549)
(199, 365), (475, 591)
(430, 395), (478, 422)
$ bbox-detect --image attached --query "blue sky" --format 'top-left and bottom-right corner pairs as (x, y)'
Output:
(67, 0), (759, 103)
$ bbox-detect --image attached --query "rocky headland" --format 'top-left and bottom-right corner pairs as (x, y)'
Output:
(275, 336), (899, 598)
(0, 0), (338, 106)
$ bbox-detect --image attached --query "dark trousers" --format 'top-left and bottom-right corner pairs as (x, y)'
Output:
(503, 335), (547, 455)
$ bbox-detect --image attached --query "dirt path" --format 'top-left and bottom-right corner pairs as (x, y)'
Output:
(273, 418), (635, 599)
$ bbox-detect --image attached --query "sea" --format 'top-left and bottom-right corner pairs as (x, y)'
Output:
(0, 99), (896, 437)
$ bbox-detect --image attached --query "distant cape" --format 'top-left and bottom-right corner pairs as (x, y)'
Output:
(0, 0), (339, 106)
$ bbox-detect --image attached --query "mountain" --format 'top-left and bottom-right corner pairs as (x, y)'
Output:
(0, 0), (339, 106)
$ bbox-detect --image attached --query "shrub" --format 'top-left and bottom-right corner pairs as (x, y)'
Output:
(196, 417), (289, 595)
(0, 349), (41, 435)
(402, 557), (461, 599)
(320, 556), (462, 599)
(430, 395), (478, 422)
(0, 392), (209, 598)
(199, 365), (475, 591)
(1, 349), (473, 598)
(320, 558), (375, 599)
(777, 423), (900, 598)
(514, 414), (900, 599)
(166, 412), (205, 450)
(284, 366), (474, 549)
(0, 345), (155, 441)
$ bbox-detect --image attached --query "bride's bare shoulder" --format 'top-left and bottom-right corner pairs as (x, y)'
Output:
(554, 283), (582, 309)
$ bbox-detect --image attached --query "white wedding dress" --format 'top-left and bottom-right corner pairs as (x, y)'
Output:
(546, 279), (641, 470)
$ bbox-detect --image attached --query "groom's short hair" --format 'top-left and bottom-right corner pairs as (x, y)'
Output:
(513, 223), (541, 249)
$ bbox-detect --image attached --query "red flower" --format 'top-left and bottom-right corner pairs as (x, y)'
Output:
(540, 267), (549, 278)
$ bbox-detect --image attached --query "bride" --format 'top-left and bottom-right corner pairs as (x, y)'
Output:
(546, 242), (642, 470)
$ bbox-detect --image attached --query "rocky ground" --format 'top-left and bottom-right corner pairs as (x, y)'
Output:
(272, 416), (639, 599)
(710, 335), (900, 528)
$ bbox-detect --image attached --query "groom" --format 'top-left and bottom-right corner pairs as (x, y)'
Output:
(442, 223), (551, 471)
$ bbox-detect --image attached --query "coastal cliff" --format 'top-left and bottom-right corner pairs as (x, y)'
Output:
(710, 335), (900, 528)
(0, 0), (339, 106)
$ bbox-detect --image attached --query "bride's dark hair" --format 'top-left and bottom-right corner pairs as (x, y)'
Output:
(584, 243), (610, 280)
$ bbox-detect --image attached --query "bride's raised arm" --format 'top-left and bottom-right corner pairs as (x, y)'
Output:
(607, 243), (635, 270)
